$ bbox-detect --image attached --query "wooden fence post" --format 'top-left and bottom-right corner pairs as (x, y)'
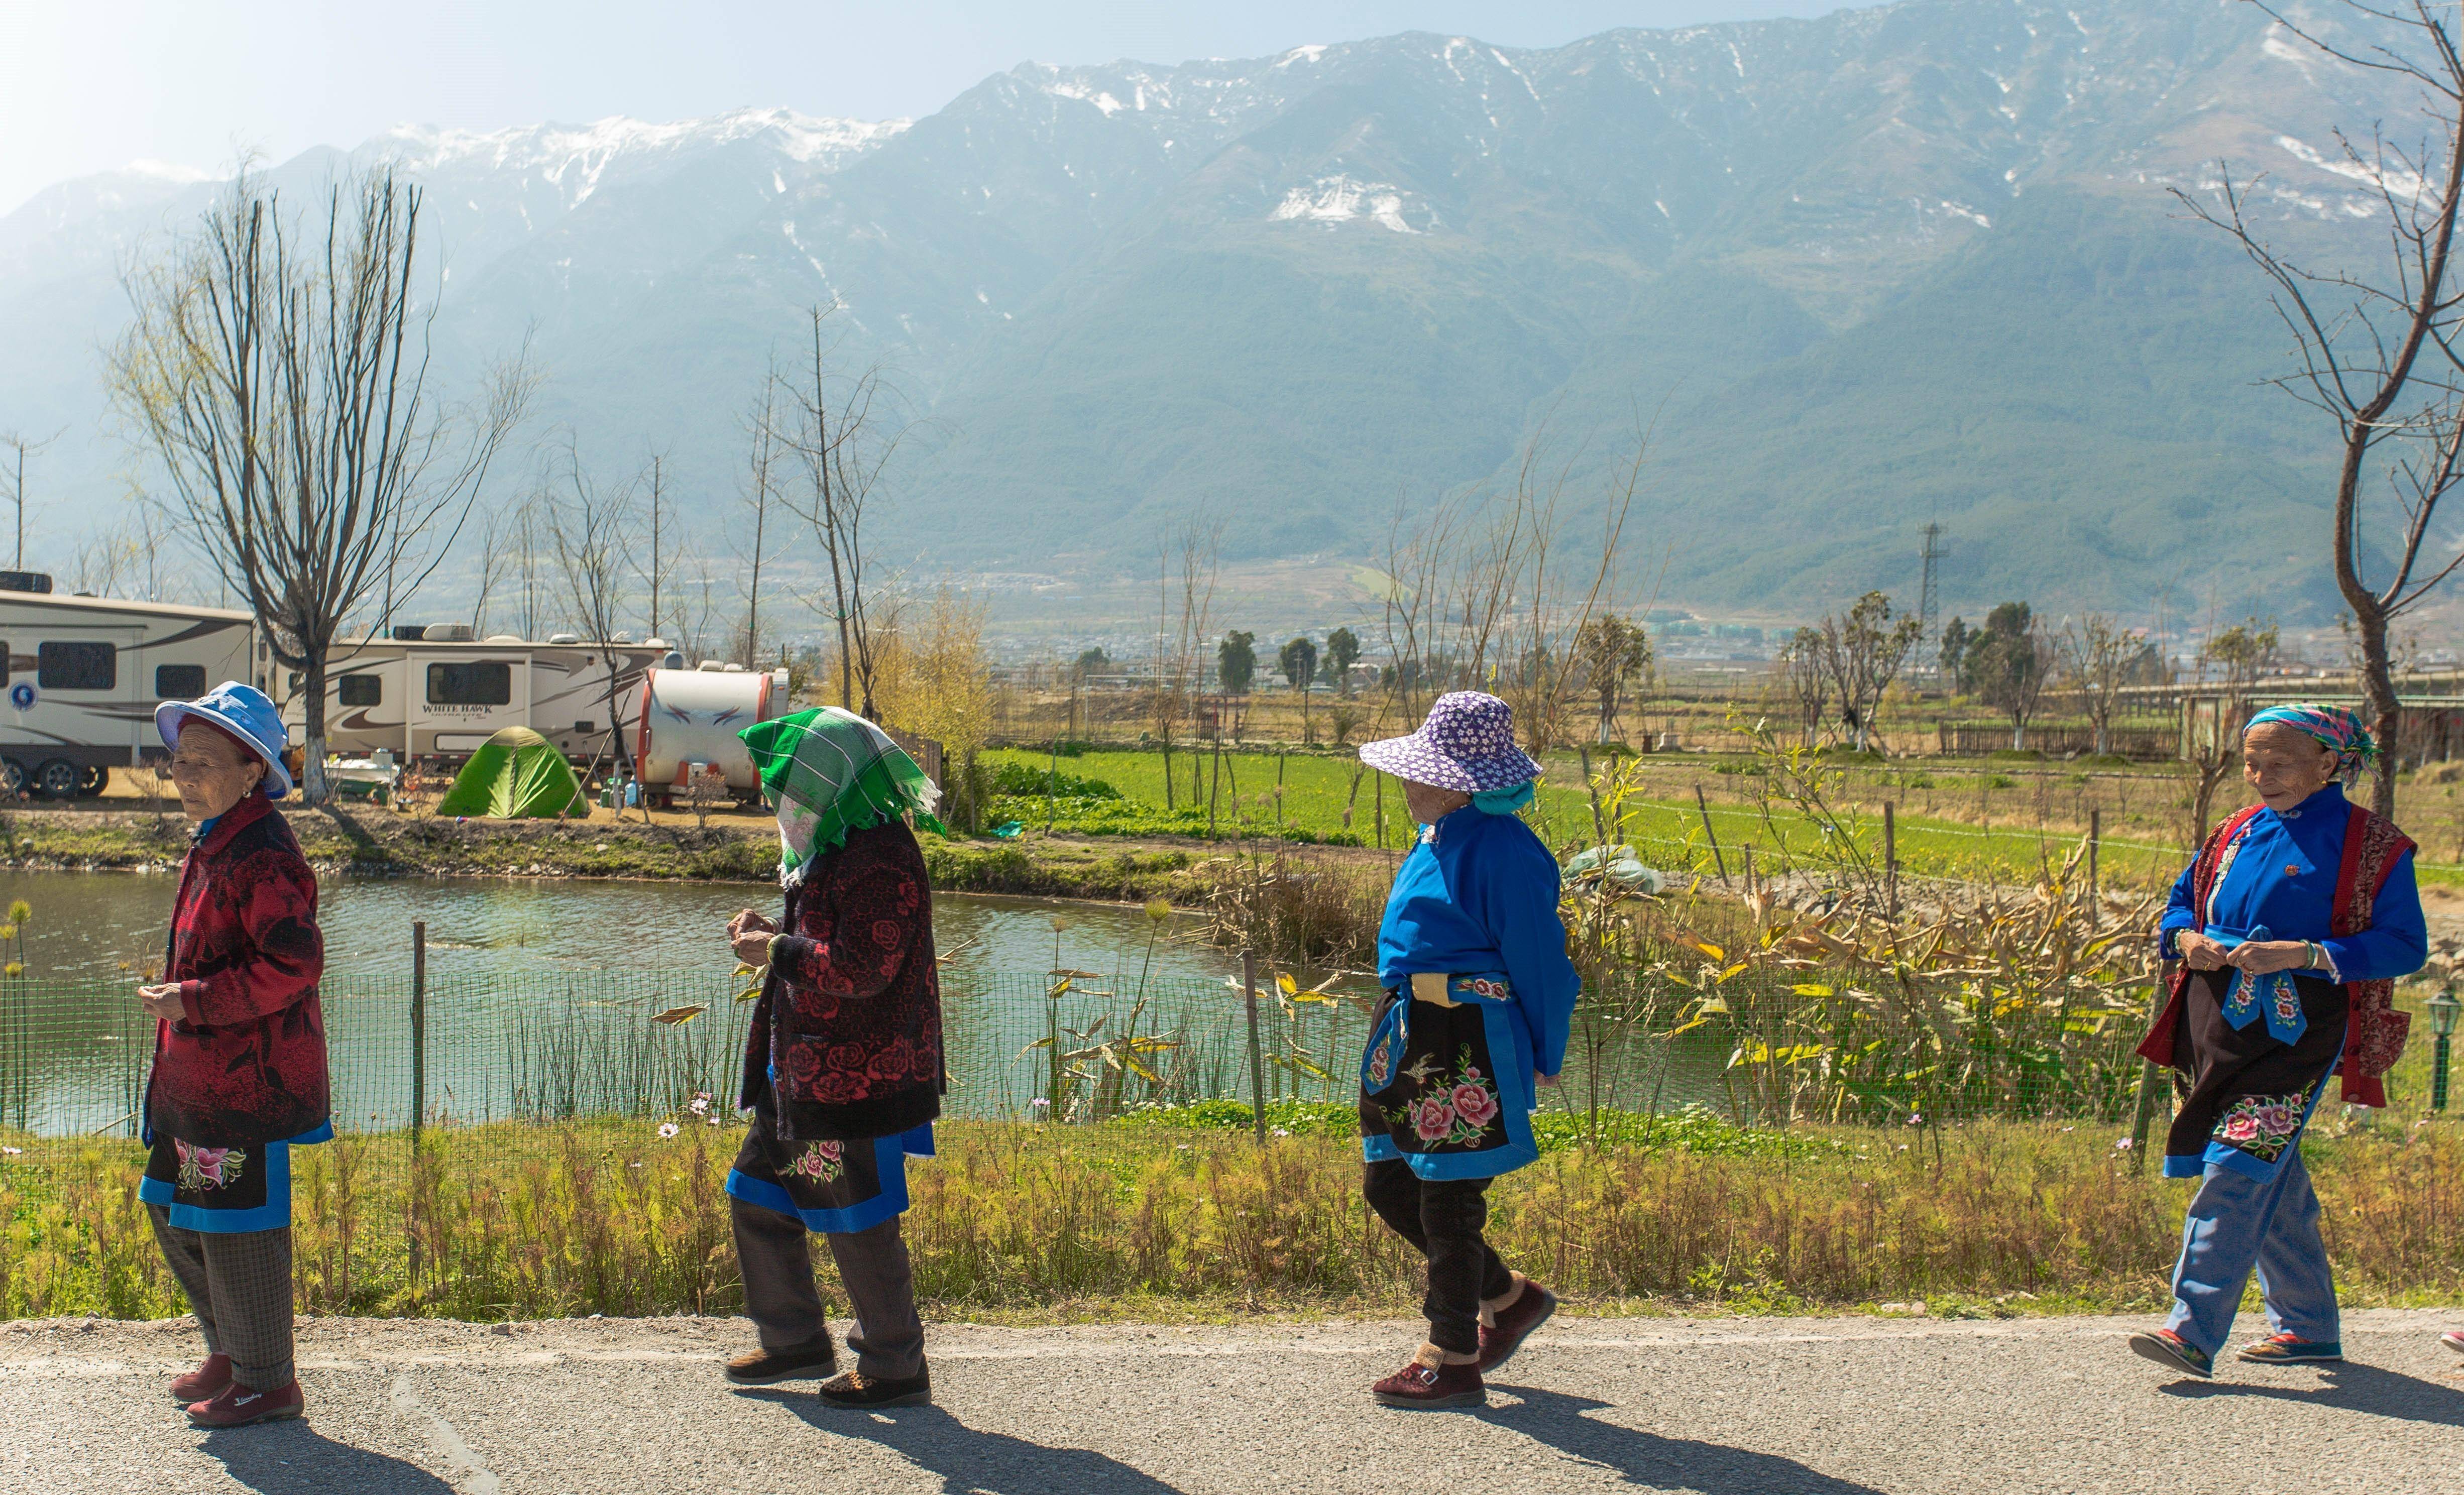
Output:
(1883, 803), (1899, 919)
(2128, 968), (2172, 1175)
(1243, 950), (1268, 1144)
(1695, 783), (1730, 885)
(2086, 809), (2102, 931)
(409, 921), (426, 1286)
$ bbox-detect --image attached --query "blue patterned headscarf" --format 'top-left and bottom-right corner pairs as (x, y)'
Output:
(2244, 704), (2377, 780)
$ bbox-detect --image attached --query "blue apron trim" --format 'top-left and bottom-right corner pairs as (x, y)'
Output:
(141, 1138), (294, 1233)
(2162, 1153), (2209, 1181)
(726, 1124), (932, 1235)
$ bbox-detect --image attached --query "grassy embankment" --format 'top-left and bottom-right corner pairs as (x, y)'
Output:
(8, 1107), (2459, 1325)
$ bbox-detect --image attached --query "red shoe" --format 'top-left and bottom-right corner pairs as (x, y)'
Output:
(1371, 1357), (1486, 1409)
(1476, 1280), (1558, 1373)
(187, 1378), (304, 1427)
(2442, 1327), (2464, 1356)
(169, 1352), (232, 1404)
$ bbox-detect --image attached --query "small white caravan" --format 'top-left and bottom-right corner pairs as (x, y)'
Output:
(289, 627), (670, 766)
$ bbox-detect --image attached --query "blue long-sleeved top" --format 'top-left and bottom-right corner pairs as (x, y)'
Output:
(1375, 804), (1581, 1074)
(2158, 783), (2426, 983)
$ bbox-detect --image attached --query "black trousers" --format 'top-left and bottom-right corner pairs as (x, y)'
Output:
(1363, 1159), (1514, 1355)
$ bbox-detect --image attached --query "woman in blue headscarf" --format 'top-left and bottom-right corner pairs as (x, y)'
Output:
(2130, 705), (2425, 1380)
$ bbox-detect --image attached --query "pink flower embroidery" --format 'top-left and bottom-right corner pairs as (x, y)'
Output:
(1410, 1097), (1457, 1142)
(1449, 1081), (1500, 1130)
(2220, 1114), (2260, 1142)
(2256, 1104), (2296, 1136)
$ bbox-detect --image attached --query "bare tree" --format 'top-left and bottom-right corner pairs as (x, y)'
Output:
(736, 374), (786, 666)
(2061, 611), (2135, 756)
(109, 166), (529, 802)
(2176, 1), (2464, 814)
(778, 304), (907, 719)
(636, 449), (679, 648)
(1149, 518), (1220, 807)
(2187, 619), (2281, 839)
(468, 495), (527, 636)
(1814, 591), (1923, 753)
(544, 441), (638, 782)
(1775, 627), (1830, 750)
(0, 428), (62, 571)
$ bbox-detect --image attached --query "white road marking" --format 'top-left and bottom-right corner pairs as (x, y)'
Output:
(391, 1373), (501, 1494)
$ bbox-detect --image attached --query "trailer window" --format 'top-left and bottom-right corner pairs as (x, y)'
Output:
(155, 664), (207, 700)
(38, 642), (115, 691)
(339, 675), (382, 707)
(426, 661), (511, 706)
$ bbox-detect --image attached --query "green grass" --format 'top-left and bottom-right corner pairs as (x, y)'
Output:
(980, 747), (2198, 887)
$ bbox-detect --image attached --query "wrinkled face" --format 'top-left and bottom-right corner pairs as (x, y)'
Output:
(168, 722), (264, 823)
(2242, 722), (2339, 812)
(1400, 777), (1471, 826)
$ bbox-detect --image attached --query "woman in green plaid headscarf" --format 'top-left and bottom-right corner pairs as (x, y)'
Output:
(718, 706), (948, 1408)
(739, 706), (946, 888)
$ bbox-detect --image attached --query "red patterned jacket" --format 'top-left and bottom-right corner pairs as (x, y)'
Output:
(739, 817), (945, 1141)
(146, 791), (328, 1146)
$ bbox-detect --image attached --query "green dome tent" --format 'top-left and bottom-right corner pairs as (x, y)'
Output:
(433, 726), (588, 819)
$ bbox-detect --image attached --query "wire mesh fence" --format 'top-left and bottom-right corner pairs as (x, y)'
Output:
(0, 961), (2189, 1143)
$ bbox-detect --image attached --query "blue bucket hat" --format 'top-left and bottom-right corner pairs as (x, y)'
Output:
(155, 680), (292, 799)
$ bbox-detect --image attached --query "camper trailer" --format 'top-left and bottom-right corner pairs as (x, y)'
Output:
(0, 577), (257, 798)
(291, 628), (668, 767)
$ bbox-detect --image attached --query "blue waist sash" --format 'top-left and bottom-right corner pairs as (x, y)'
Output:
(2205, 925), (2308, 1045)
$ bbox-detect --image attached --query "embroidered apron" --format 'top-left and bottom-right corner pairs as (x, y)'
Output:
(140, 1122), (332, 1233)
(726, 1077), (934, 1236)
(1358, 972), (1539, 1181)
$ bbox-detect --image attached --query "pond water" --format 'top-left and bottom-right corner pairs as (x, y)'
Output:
(0, 867), (1706, 1134)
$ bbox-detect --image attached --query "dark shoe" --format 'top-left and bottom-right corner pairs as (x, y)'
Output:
(170, 1352), (232, 1403)
(1476, 1280), (1558, 1374)
(187, 1378), (304, 1427)
(2126, 1328), (2214, 1380)
(2238, 1332), (2342, 1365)
(725, 1337), (839, 1387)
(1372, 1357), (1486, 1409)
(816, 1366), (931, 1408)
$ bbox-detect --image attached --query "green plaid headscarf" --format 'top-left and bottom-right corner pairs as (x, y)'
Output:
(738, 707), (945, 889)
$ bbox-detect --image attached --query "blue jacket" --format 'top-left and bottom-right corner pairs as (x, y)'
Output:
(1376, 804), (1581, 1075)
(2158, 783), (2426, 983)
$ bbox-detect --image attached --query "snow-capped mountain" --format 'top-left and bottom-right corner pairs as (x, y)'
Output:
(0, 0), (2424, 616)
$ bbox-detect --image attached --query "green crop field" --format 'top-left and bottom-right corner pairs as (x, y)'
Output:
(977, 747), (2230, 889)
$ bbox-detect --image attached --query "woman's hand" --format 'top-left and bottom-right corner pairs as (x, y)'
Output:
(2174, 932), (2230, 970)
(2225, 940), (2316, 975)
(1535, 1071), (1559, 1090)
(137, 982), (184, 1023)
(728, 909), (778, 968)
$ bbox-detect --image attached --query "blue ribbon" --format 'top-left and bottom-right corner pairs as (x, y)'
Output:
(2208, 924), (2308, 1046)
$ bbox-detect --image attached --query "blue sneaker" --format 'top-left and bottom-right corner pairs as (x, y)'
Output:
(2128, 1328), (2214, 1379)
(2238, 1332), (2342, 1364)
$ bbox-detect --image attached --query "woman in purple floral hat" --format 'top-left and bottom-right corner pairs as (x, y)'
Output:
(2129, 704), (2425, 1380)
(1352, 691), (1579, 1410)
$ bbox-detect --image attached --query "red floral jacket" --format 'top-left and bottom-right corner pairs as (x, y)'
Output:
(146, 791), (328, 1147)
(739, 817), (944, 1141)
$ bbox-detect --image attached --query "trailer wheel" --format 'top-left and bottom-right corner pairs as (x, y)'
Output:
(78, 765), (108, 797)
(34, 759), (79, 799)
(0, 759), (24, 797)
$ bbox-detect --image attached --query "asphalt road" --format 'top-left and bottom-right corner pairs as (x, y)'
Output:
(6, 1310), (2461, 1494)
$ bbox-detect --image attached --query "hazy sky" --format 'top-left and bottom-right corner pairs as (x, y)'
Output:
(1, 1), (1857, 213)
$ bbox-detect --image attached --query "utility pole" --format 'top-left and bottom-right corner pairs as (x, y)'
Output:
(1917, 521), (1944, 676)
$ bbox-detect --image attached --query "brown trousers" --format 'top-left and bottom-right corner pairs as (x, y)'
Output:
(148, 1203), (295, 1392)
(731, 1195), (926, 1379)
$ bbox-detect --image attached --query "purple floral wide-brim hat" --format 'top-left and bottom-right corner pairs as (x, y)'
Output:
(1358, 691), (1540, 793)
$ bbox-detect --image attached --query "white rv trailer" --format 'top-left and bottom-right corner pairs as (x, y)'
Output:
(0, 578), (257, 798)
(288, 628), (669, 766)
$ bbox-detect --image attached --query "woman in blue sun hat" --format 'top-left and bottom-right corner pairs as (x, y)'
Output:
(1353, 690), (1579, 1410)
(135, 681), (329, 1428)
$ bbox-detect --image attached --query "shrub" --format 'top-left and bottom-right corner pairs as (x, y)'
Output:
(987, 762), (1121, 799)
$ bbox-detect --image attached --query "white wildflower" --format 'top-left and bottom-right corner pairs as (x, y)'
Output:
(658, 1122), (680, 1138)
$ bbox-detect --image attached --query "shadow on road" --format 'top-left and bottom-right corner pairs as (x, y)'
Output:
(1483, 1386), (1888, 1494)
(199, 1423), (460, 1495)
(751, 1394), (1189, 1494)
(2160, 1361), (2464, 1426)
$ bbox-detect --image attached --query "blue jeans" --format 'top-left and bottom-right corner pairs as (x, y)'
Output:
(2165, 1144), (2339, 1355)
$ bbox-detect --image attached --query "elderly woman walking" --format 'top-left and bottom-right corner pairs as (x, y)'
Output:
(137, 682), (327, 1428)
(1353, 691), (1579, 1409)
(2132, 705), (2426, 1378)
(718, 707), (946, 1408)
